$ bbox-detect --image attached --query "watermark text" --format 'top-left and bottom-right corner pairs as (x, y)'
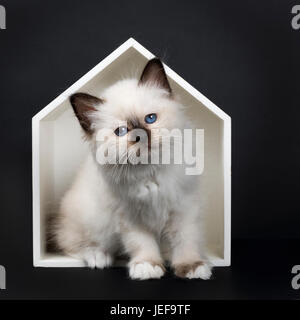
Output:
(0, 5), (6, 30)
(291, 5), (300, 30)
(0, 265), (5, 289)
(291, 265), (300, 290)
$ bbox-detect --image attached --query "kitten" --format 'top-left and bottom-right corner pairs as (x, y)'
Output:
(54, 58), (212, 280)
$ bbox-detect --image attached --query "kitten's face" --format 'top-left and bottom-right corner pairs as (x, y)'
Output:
(71, 59), (186, 165)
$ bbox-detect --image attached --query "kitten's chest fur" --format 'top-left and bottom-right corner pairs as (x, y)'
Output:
(110, 165), (180, 232)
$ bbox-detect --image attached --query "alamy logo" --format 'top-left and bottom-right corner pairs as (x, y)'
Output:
(95, 127), (205, 175)
(0, 265), (5, 289)
(0, 5), (6, 30)
(291, 265), (300, 290)
(291, 5), (300, 30)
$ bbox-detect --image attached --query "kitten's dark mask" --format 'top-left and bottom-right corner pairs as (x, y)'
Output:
(70, 58), (171, 137)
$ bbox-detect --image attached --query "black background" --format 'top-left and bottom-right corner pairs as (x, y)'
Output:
(0, 0), (299, 299)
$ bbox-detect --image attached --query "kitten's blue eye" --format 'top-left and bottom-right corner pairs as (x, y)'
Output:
(145, 113), (157, 124)
(114, 126), (128, 137)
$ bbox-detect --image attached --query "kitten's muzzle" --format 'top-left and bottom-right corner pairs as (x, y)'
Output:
(128, 128), (151, 149)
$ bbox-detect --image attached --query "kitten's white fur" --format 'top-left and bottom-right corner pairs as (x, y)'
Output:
(54, 71), (211, 280)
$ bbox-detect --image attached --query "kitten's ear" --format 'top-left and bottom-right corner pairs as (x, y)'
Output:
(70, 93), (103, 135)
(139, 58), (172, 94)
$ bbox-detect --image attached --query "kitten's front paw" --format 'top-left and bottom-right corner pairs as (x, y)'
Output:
(174, 261), (212, 280)
(82, 250), (113, 269)
(129, 261), (165, 280)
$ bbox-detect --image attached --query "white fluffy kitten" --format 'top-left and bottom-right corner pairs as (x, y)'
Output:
(54, 58), (212, 280)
